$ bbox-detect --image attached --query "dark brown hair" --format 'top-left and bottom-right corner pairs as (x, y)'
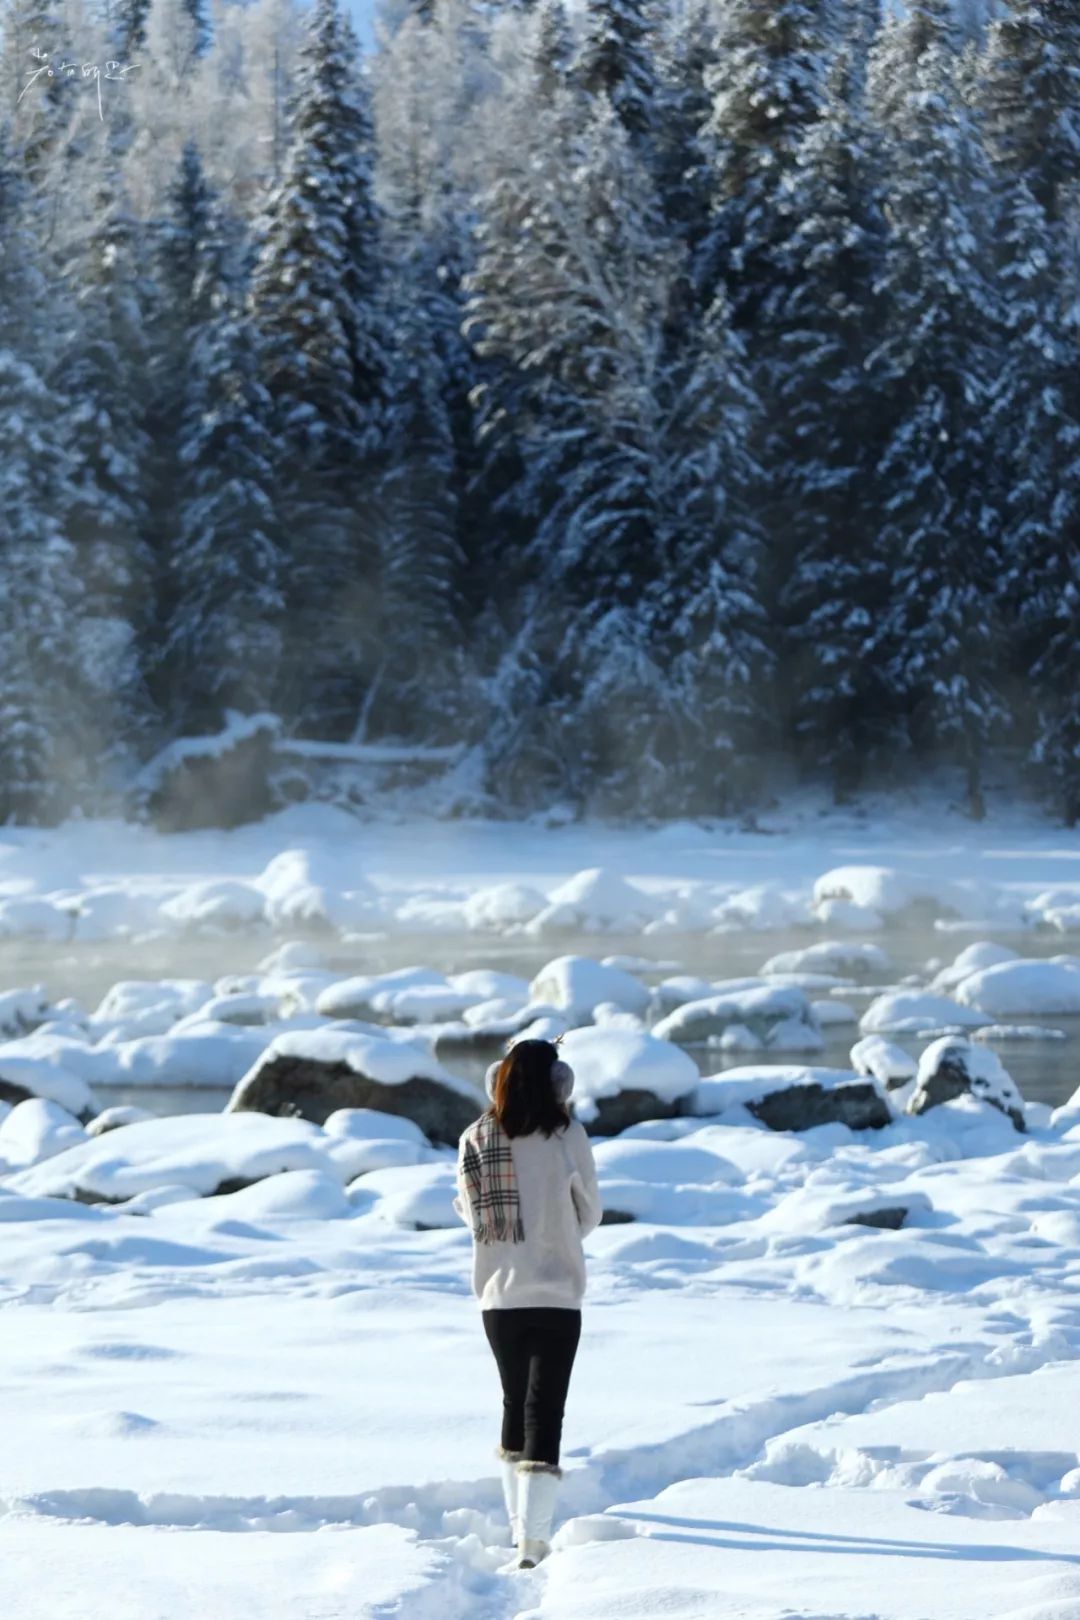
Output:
(490, 1039), (571, 1140)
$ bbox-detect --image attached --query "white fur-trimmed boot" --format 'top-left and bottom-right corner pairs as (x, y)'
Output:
(497, 1447), (523, 1545)
(516, 1460), (561, 1568)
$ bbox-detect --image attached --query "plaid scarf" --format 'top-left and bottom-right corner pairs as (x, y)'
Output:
(460, 1111), (525, 1245)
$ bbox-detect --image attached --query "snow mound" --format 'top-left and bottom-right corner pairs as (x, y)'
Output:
(233, 1027), (475, 1099)
(352, 1163), (459, 1229)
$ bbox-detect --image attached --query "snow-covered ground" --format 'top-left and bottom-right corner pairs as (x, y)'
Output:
(3, 1088), (1080, 1619)
(3, 799), (1080, 1617)
(5, 796), (1080, 950)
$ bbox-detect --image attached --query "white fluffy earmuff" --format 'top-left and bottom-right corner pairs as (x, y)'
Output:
(484, 1054), (575, 1102)
(551, 1058), (575, 1101)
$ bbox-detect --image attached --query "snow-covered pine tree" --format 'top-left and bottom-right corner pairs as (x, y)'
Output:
(0, 119), (83, 820)
(530, 0), (574, 105)
(146, 138), (273, 731)
(979, 0), (1080, 224)
(650, 288), (773, 812)
(247, 0), (385, 735)
(575, 0), (657, 140)
(770, 43), (891, 798)
(469, 88), (767, 813)
(112, 0), (153, 57)
(1, 0), (83, 193)
(368, 269), (468, 743)
(864, 0), (1004, 815)
(698, 0), (831, 327)
(53, 145), (159, 803)
(373, 0), (491, 681)
(167, 268), (287, 731)
(653, 0), (716, 252)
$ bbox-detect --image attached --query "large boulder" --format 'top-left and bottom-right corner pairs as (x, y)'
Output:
(228, 1029), (483, 1145)
(906, 1036), (1026, 1132)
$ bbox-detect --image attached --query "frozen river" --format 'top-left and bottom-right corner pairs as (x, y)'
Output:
(8, 920), (1077, 1115)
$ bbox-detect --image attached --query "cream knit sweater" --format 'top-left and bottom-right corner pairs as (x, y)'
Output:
(454, 1116), (604, 1311)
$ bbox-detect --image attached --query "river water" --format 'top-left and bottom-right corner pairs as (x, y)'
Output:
(6, 923), (1078, 1116)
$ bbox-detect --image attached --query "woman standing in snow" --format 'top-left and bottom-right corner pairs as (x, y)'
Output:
(455, 1038), (603, 1570)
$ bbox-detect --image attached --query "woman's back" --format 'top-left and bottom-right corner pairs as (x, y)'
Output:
(457, 1116), (602, 1311)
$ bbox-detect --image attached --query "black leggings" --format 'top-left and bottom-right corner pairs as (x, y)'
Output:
(482, 1307), (582, 1467)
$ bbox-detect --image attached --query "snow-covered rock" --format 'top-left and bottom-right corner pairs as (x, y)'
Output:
(649, 976), (715, 1018)
(160, 880), (267, 931)
(86, 1105), (154, 1136)
(528, 956), (650, 1023)
(315, 969), (462, 1023)
(812, 897), (885, 931)
(462, 883), (547, 932)
(90, 979), (214, 1039)
(0, 896), (74, 941)
(653, 984), (822, 1053)
(850, 1035), (918, 1090)
(760, 942), (890, 981)
(173, 993), (279, 1031)
(0, 1054), (99, 1121)
(228, 1028), (483, 1143)
(813, 866), (966, 920)
(907, 1037), (1026, 1132)
(714, 886), (810, 930)
(448, 969), (531, 1006)
(952, 959), (1080, 1017)
(0, 987), (53, 1038)
(0, 1099), (87, 1169)
(557, 1027), (699, 1133)
(529, 867), (660, 934)
(257, 849), (381, 932)
(930, 941), (1020, 992)
(7, 1112), (336, 1204)
(692, 1065), (891, 1132)
(858, 990), (985, 1035)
